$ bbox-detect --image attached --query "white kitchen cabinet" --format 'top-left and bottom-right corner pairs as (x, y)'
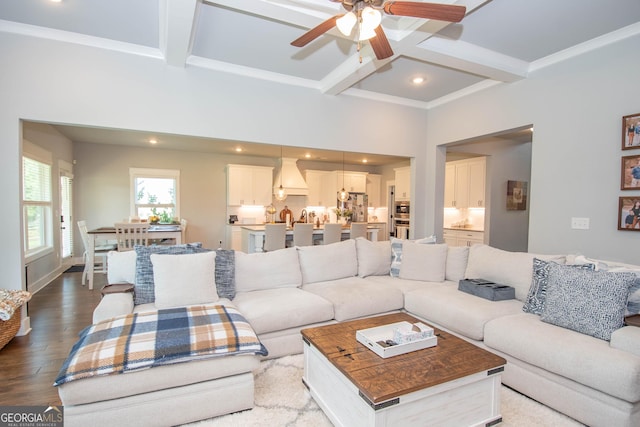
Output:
(444, 157), (486, 208)
(227, 164), (274, 206)
(443, 229), (485, 247)
(366, 174), (381, 207)
(341, 172), (367, 193)
(225, 225), (243, 250)
(306, 170), (338, 207)
(394, 167), (410, 201)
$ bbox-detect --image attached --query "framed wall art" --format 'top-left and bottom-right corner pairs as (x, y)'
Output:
(618, 197), (640, 231)
(623, 113), (640, 150)
(506, 180), (527, 210)
(621, 154), (640, 190)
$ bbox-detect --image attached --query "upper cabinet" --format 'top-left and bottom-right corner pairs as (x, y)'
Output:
(444, 157), (486, 208)
(340, 172), (367, 193)
(366, 174), (381, 207)
(306, 170), (338, 207)
(394, 167), (410, 201)
(227, 164), (274, 206)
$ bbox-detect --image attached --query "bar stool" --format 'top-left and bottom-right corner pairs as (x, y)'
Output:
(322, 223), (343, 245)
(264, 223), (286, 252)
(350, 222), (368, 240)
(293, 223), (314, 247)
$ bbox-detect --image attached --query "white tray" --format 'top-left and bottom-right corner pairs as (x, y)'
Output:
(356, 321), (437, 358)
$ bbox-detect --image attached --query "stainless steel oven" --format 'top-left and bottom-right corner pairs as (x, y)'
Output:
(394, 202), (410, 239)
(394, 201), (410, 219)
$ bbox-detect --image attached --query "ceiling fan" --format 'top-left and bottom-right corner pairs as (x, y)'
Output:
(291, 1), (466, 61)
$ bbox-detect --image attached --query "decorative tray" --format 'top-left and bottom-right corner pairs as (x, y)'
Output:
(356, 321), (437, 359)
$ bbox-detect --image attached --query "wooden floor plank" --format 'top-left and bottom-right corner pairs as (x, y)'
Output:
(0, 271), (105, 406)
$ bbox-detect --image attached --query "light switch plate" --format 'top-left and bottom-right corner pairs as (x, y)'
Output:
(571, 217), (590, 229)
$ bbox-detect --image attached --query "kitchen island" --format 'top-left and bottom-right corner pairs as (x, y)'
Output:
(241, 225), (380, 253)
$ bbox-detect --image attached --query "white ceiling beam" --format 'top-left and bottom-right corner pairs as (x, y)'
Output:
(159, 0), (200, 67)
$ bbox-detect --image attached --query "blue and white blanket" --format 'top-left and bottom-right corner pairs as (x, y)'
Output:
(54, 304), (267, 386)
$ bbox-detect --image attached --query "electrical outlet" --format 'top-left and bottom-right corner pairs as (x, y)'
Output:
(571, 217), (590, 230)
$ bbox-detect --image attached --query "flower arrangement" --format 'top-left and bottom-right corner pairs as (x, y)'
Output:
(333, 208), (352, 218)
(148, 215), (160, 224)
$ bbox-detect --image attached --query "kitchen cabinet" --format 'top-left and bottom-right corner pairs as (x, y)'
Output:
(394, 167), (410, 201)
(444, 157), (486, 208)
(443, 229), (485, 247)
(366, 174), (381, 207)
(305, 170), (338, 207)
(225, 225), (243, 250)
(227, 164), (274, 206)
(341, 172), (367, 193)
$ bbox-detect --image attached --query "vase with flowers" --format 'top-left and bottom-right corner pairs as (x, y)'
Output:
(333, 208), (352, 225)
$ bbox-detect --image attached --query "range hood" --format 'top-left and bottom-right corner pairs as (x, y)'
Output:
(273, 158), (309, 196)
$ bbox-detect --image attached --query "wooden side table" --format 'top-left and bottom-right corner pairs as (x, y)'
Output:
(100, 283), (134, 297)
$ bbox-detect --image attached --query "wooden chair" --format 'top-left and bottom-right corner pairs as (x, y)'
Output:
(293, 223), (314, 247)
(263, 223), (286, 252)
(77, 220), (116, 285)
(114, 222), (150, 251)
(350, 222), (368, 240)
(322, 223), (343, 245)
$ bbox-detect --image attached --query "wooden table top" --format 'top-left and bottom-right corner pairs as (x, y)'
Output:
(301, 313), (506, 404)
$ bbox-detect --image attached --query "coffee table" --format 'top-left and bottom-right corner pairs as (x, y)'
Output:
(301, 313), (506, 427)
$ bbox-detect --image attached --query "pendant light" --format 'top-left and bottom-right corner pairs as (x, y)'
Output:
(275, 146), (287, 201)
(338, 152), (349, 203)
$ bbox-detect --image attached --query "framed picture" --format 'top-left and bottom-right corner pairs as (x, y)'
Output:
(618, 197), (640, 231)
(621, 154), (640, 190)
(623, 113), (640, 150)
(506, 180), (527, 210)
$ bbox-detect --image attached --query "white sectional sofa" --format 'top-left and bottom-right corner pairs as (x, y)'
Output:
(70, 238), (640, 427)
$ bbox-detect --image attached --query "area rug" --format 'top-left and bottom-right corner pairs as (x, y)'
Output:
(63, 265), (85, 273)
(187, 354), (584, 427)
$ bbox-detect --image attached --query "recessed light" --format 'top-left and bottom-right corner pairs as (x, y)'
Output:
(362, 159), (368, 163)
(148, 138), (157, 145)
(412, 76), (425, 85)
(235, 147), (243, 152)
(305, 153), (311, 158)
(50, 0), (62, 3)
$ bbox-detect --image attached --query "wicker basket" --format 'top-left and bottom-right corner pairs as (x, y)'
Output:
(0, 306), (21, 350)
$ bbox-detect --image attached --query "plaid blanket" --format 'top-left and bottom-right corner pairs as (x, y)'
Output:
(54, 304), (267, 386)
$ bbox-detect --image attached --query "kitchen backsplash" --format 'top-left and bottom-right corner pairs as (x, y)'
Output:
(443, 207), (485, 230)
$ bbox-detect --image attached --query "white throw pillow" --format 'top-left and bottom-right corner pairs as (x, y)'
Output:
(356, 238), (391, 277)
(445, 246), (469, 282)
(297, 239), (357, 284)
(464, 244), (565, 301)
(235, 247), (302, 292)
(107, 250), (137, 284)
(399, 242), (448, 282)
(151, 251), (218, 309)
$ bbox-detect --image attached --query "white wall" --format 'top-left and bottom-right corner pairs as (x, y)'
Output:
(426, 33), (640, 263)
(0, 32), (428, 292)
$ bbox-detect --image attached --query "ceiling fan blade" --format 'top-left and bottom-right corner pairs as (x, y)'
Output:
(291, 15), (340, 47)
(369, 26), (393, 60)
(383, 1), (466, 22)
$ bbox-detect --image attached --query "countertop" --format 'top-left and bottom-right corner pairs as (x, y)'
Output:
(444, 227), (484, 232)
(229, 222), (387, 226)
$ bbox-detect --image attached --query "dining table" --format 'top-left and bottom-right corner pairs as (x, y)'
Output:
(240, 224), (379, 254)
(86, 225), (183, 290)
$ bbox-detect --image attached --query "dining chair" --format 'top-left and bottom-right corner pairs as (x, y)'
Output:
(180, 218), (188, 242)
(349, 222), (368, 240)
(322, 223), (343, 245)
(263, 223), (286, 252)
(114, 222), (150, 251)
(77, 220), (116, 285)
(293, 223), (314, 247)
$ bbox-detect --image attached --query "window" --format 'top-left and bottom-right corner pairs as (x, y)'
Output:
(23, 155), (53, 258)
(130, 168), (180, 222)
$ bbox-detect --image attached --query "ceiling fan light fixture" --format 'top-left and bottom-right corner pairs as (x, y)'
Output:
(357, 7), (381, 40)
(336, 12), (356, 36)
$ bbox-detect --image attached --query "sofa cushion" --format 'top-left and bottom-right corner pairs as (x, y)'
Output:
(107, 250), (137, 284)
(214, 249), (236, 300)
(484, 313), (640, 402)
(134, 243), (207, 305)
(232, 288), (334, 335)
(390, 236), (436, 277)
(151, 251), (218, 309)
(235, 247), (301, 292)
(356, 238), (391, 277)
(540, 263), (636, 341)
(404, 282), (524, 341)
(364, 275), (431, 294)
(464, 244), (565, 301)
(399, 242), (448, 282)
(297, 239), (357, 284)
(445, 246), (469, 282)
(303, 277), (404, 322)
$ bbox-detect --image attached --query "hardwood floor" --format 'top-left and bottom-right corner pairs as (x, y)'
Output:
(0, 270), (105, 406)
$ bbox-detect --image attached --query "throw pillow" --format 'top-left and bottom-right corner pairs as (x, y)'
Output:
(297, 239), (357, 285)
(523, 258), (595, 315)
(399, 242), (448, 282)
(355, 238), (391, 277)
(445, 246), (469, 282)
(107, 249), (137, 284)
(596, 264), (640, 316)
(214, 249), (236, 300)
(134, 243), (206, 305)
(389, 235), (436, 277)
(151, 251), (218, 309)
(235, 247), (302, 292)
(540, 263), (636, 341)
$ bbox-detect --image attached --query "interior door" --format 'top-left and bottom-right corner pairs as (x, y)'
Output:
(60, 173), (73, 267)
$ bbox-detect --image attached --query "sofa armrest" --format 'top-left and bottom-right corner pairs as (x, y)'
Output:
(92, 293), (134, 324)
(610, 326), (640, 357)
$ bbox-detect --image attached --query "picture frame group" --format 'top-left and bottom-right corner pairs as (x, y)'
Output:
(620, 113), (640, 231)
(623, 113), (640, 150)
